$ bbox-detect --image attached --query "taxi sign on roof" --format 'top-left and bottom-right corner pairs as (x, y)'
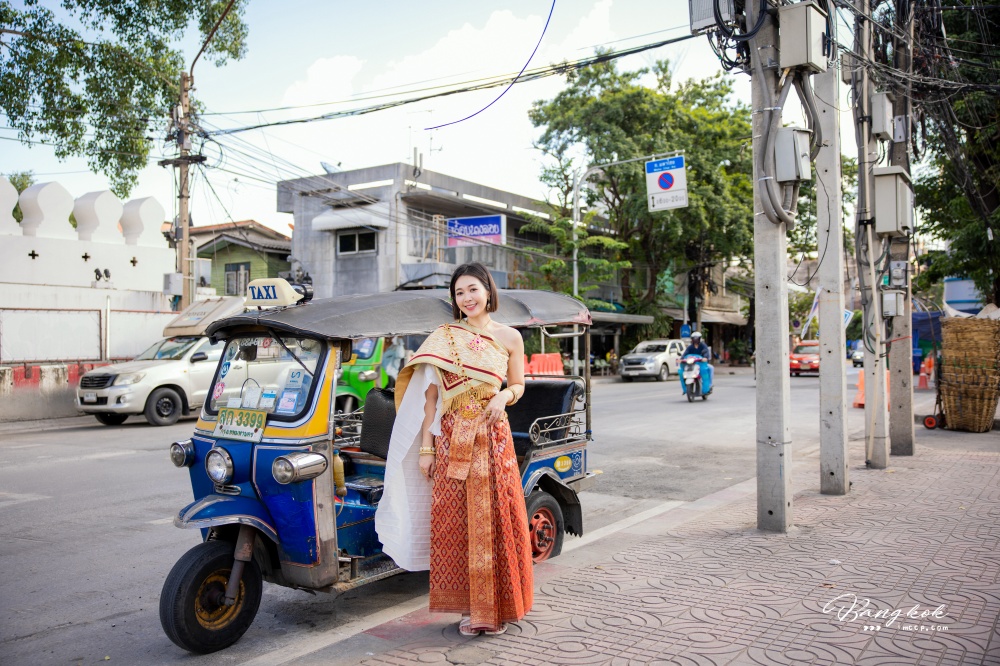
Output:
(245, 278), (303, 308)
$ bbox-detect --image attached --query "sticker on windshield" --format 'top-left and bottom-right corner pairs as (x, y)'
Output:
(220, 361), (230, 377)
(259, 389), (277, 411)
(276, 391), (298, 414)
(212, 382), (226, 400)
(286, 369), (305, 389)
(261, 337), (273, 349)
(226, 345), (238, 360)
(227, 397), (242, 408)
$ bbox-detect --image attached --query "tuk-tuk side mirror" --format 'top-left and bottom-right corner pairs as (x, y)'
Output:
(339, 341), (353, 365)
(190, 352), (208, 363)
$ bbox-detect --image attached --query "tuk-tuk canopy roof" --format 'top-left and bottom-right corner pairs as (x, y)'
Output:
(207, 289), (592, 341)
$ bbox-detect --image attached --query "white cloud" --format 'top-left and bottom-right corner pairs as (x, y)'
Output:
(281, 55), (365, 107)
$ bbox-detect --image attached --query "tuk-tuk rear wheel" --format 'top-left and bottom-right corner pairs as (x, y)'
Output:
(525, 491), (564, 562)
(160, 540), (263, 654)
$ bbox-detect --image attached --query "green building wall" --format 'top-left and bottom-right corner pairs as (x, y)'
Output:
(199, 244), (290, 296)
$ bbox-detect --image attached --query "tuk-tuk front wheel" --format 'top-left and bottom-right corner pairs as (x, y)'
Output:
(160, 540), (263, 654)
(526, 491), (564, 562)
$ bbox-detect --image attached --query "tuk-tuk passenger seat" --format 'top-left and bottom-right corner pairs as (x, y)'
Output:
(358, 387), (396, 460)
(506, 380), (582, 458)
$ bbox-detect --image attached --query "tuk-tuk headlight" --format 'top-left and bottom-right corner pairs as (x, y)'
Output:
(272, 452), (328, 484)
(205, 447), (234, 484)
(170, 439), (195, 467)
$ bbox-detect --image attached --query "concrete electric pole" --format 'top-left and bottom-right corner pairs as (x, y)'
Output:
(748, 3), (792, 532)
(853, 0), (891, 468)
(814, 12), (850, 495)
(888, 0), (915, 456)
(178, 72), (192, 310)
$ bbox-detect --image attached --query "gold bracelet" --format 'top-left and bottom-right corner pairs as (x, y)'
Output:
(418, 447), (436, 456)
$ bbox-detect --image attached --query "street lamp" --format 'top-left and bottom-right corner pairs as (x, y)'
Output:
(569, 151), (681, 375)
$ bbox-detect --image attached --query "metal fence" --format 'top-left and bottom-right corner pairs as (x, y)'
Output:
(0, 308), (176, 363)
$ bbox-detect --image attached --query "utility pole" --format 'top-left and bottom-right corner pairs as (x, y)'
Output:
(888, 0), (915, 455)
(749, 3), (792, 531)
(159, 72), (205, 309)
(178, 72), (192, 310)
(815, 19), (849, 494)
(854, 0), (890, 468)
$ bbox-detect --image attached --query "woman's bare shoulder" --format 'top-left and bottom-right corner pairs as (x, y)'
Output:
(490, 323), (524, 354)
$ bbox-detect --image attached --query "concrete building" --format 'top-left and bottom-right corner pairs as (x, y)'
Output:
(276, 163), (562, 297)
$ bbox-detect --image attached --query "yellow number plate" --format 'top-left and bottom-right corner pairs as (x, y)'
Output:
(214, 408), (267, 443)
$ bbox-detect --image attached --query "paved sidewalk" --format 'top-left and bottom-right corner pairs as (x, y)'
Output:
(303, 427), (1000, 666)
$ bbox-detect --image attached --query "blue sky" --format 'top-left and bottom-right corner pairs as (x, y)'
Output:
(2, 1), (767, 232)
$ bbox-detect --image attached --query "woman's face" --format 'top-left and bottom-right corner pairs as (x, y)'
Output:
(453, 275), (489, 319)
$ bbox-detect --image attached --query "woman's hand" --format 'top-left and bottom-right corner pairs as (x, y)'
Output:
(484, 391), (508, 425)
(419, 453), (435, 479)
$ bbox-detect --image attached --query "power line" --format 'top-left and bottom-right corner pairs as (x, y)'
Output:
(207, 33), (700, 136)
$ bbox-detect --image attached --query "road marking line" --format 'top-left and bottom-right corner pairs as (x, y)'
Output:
(147, 517), (174, 525)
(0, 492), (51, 509)
(239, 594), (430, 666)
(563, 499), (686, 553)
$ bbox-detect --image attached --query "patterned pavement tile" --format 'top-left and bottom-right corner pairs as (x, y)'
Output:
(359, 445), (1000, 666)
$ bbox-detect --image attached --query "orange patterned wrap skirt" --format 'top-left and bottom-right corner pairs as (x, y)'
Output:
(429, 398), (534, 631)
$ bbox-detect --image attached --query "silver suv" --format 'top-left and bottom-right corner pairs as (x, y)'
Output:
(620, 339), (685, 382)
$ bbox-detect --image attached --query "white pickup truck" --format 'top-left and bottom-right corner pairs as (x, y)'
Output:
(76, 297), (244, 426)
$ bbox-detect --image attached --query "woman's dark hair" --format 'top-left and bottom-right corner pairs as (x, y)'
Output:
(449, 262), (499, 320)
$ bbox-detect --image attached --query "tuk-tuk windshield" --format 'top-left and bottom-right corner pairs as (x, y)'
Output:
(208, 335), (325, 419)
(136, 336), (201, 361)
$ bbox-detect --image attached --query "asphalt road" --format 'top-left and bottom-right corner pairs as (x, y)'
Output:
(0, 362), (897, 665)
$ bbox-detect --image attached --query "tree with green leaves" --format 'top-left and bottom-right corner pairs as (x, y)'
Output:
(911, 5), (1000, 305)
(529, 57), (754, 325)
(0, 1), (248, 197)
(516, 207), (631, 306)
(4, 169), (33, 222)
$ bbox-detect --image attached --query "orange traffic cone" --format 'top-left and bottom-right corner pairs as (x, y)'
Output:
(853, 372), (865, 408)
(917, 357), (930, 390)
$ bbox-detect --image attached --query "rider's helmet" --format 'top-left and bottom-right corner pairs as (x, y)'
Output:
(691, 331), (702, 340)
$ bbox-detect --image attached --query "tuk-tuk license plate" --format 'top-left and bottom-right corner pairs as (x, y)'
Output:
(214, 408), (267, 443)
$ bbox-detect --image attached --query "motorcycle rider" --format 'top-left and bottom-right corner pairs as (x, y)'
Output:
(680, 331), (714, 395)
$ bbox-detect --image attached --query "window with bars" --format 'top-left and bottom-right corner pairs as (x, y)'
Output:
(224, 262), (250, 296)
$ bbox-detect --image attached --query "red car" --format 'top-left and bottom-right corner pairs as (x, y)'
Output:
(790, 341), (820, 375)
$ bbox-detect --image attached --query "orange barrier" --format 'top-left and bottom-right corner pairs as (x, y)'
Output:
(528, 353), (565, 376)
(852, 370), (891, 408)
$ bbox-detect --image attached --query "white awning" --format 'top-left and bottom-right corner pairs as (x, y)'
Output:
(312, 208), (389, 232)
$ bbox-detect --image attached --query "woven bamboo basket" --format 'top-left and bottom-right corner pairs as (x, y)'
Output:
(940, 318), (1000, 433)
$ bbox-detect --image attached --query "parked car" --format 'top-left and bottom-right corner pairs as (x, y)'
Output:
(76, 297), (244, 426)
(620, 339), (685, 382)
(851, 348), (865, 367)
(790, 340), (821, 376)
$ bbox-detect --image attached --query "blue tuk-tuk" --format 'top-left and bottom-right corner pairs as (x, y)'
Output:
(159, 279), (598, 653)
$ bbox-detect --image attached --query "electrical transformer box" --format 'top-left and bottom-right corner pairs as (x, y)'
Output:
(689, 0), (735, 34)
(163, 272), (183, 296)
(873, 166), (913, 237)
(778, 1), (828, 73)
(775, 127), (813, 182)
(871, 92), (894, 141)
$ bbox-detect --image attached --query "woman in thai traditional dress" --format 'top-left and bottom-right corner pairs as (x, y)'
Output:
(375, 263), (532, 636)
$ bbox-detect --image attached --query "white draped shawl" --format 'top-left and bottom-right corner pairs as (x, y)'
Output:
(374, 364), (442, 571)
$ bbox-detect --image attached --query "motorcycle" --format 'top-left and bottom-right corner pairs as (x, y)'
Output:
(679, 354), (712, 402)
